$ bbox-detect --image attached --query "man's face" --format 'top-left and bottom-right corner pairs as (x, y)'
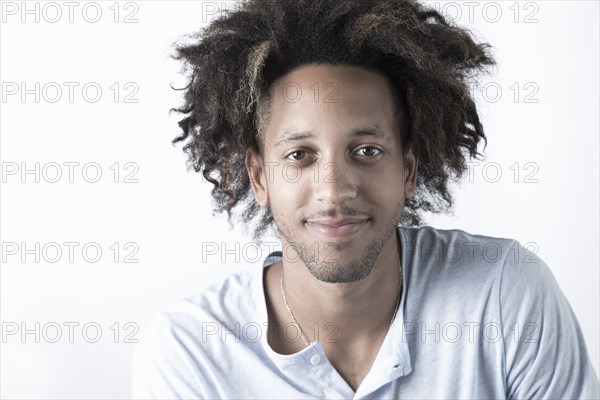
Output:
(247, 64), (417, 283)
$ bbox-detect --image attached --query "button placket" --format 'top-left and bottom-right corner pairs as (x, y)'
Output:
(309, 354), (321, 366)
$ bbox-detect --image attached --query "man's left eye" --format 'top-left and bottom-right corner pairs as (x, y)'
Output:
(355, 147), (381, 157)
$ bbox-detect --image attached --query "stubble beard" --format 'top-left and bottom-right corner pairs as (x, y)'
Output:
(272, 205), (404, 283)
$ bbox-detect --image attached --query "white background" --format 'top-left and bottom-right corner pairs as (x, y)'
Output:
(1, 1), (598, 398)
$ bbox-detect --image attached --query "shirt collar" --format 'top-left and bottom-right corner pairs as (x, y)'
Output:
(252, 226), (413, 396)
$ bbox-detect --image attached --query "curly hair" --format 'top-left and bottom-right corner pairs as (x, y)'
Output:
(171, 0), (496, 240)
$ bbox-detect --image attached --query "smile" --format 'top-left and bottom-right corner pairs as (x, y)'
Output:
(304, 218), (370, 239)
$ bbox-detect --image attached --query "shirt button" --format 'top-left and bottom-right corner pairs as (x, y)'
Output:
(310, 354), (321, 365)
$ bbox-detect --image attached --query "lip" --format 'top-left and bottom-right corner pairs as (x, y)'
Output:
(305, 217), (370, 239)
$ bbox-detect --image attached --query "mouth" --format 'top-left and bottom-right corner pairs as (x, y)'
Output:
(304, 217), (371, 239)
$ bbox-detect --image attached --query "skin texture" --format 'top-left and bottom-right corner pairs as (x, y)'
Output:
(246, 63), (418, 392)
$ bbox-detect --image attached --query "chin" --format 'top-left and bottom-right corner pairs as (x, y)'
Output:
(305, 259), (375, 283)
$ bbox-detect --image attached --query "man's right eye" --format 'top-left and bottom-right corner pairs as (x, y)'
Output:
(286, 150), (307, 161)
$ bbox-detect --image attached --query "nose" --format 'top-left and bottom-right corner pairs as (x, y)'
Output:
(312, 156), (358, 204)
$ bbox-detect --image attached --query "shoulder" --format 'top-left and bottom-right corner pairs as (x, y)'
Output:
(400, 225), (518, 261)
(131, 265), (262, 397)
(397, 225), (558, 320)
(141, 265), (259, 342)
(398, 225), (572, 322)
(398, 225), (522, 288)
(398, 226), (600, 398)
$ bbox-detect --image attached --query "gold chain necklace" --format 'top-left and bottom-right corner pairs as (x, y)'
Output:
(279, 263), (403, 347)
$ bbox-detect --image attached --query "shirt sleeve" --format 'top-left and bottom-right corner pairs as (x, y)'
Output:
(499, 241), (599, 399)
(131, 312), (207, 400)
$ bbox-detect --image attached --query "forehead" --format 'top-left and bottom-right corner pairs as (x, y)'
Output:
(260, 64), (406, 144)
(269, 64), (399, 113)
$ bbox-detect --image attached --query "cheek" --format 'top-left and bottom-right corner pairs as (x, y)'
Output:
(368, 172), (406, 205)
(269, 167), (311, 203)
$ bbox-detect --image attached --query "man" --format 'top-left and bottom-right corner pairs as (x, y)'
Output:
(132, 0), (599, 398)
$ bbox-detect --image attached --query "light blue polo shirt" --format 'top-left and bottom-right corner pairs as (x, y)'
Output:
(132, 226), (599, 399)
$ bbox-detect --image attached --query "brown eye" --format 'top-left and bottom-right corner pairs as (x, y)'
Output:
(355, 146), (381, 157)
(287, 150), (306, 161)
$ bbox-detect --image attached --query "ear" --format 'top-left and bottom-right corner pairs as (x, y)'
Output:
(245, 148), (270, 207)
(403, 140), (418, 199)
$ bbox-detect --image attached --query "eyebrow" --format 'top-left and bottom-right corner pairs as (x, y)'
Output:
(273, 126), (389, 147)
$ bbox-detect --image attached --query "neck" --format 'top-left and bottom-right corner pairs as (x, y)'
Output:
(276, 233), (402, 347)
